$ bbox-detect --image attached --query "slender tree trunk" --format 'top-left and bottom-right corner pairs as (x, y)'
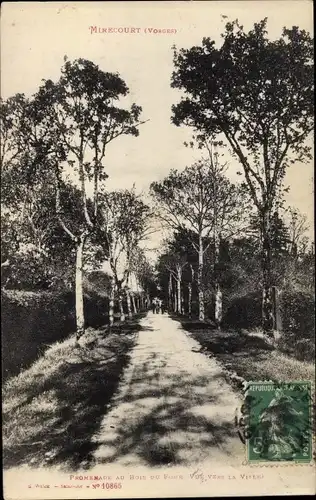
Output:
(188, 263), (194, 318)
(181, 290), (185, 315)
(173, 278), (177, 313)
(215, 284), (223, 329)
(75, 234), (86, 341)
(126, 289), (133, 319)
(168, 272), (172, 311)
(188, 283), (192, 318)
(177, 267), (182, 314)
(262, 209), (274, 335)
(198, 234), (205, 321)
(125, 274), (133, 319)
(109, 275), (115, 328)
(118, 292), (125, 322)
(177, 277), (181, 314)
(131, 293), (137, 314)
(214, 234), (222, 328)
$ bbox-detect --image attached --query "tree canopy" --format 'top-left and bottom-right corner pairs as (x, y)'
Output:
(171, 19), (314, 212)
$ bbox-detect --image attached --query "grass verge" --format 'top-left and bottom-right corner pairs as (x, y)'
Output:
(178, 317), (315, 388)
(3, 315), (145, 471)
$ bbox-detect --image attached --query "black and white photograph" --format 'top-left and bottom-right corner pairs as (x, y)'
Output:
(1, 1), (315, 498)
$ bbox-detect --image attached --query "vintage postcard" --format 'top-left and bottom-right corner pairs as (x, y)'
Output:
(1, 1), (315, 498)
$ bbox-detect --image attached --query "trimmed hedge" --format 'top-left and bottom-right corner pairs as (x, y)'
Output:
(1, 289), (109, 380)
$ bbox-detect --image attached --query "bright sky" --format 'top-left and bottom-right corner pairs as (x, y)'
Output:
(1, 1), (314, 254)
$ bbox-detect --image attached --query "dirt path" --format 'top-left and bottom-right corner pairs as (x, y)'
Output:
(92, 312), (244, 468)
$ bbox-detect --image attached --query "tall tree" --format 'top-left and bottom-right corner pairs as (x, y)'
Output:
(167, 229), (197, 316)
(98, 188), (151, 325)
(30, 58), (143, 339)
(131, 249), (157, 306)
(151, 155), (247, 322)
(158, 250), (187, 314)
(151, 162), (213, 320)
(204, 145), (249, 326)
(1, 94), (50, 269)
(171, 19), (314, 334)
(1, 97), (83, 290)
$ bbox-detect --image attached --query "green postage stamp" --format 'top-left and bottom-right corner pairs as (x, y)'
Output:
(241, 381), (313, 463)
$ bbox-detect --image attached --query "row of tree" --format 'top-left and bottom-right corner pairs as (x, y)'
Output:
(1, 18), (314, 340)
(164, 18), (313, 334)
(155, 204), (313, 326)
(1, 58), (154, 340)
(151, 147), (250, 323)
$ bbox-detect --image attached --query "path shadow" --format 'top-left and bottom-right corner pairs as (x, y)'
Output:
(179, 319), (277, 388)
(170, 314), (217, 331)
(93, 355), (238, 467)
(3, 317), (146, 471)
(180, 320), (274, 356)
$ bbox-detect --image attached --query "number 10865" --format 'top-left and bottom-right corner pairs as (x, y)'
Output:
(92, 483), (122, 489)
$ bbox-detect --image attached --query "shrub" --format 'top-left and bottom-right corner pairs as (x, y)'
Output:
(84, 291), (109, 328)
(280, 289), (315, 339)
(222, 291), (262, 330)
(278, 289), (315, 361)
(1, 287), (110, 380)
(2, 290), (75, 379)
(1, 247), (75, 291)
(220, 287), (315, 361)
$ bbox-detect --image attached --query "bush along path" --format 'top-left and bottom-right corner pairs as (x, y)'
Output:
(2, 314), (146, 471)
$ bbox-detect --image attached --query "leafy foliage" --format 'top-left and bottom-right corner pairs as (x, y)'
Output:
(1, 59), (145, 336)
(171, 19), (314, 332)
(172, 19), (314, 207)
(98, 188), (152, 294)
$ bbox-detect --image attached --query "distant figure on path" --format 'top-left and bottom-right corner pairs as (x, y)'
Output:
(157, 299), (162, 314)
(152, 298), (157, 314)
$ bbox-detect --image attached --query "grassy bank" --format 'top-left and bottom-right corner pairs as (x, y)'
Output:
(3, 315), (145, 471)
(178, 318), (315, 389)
